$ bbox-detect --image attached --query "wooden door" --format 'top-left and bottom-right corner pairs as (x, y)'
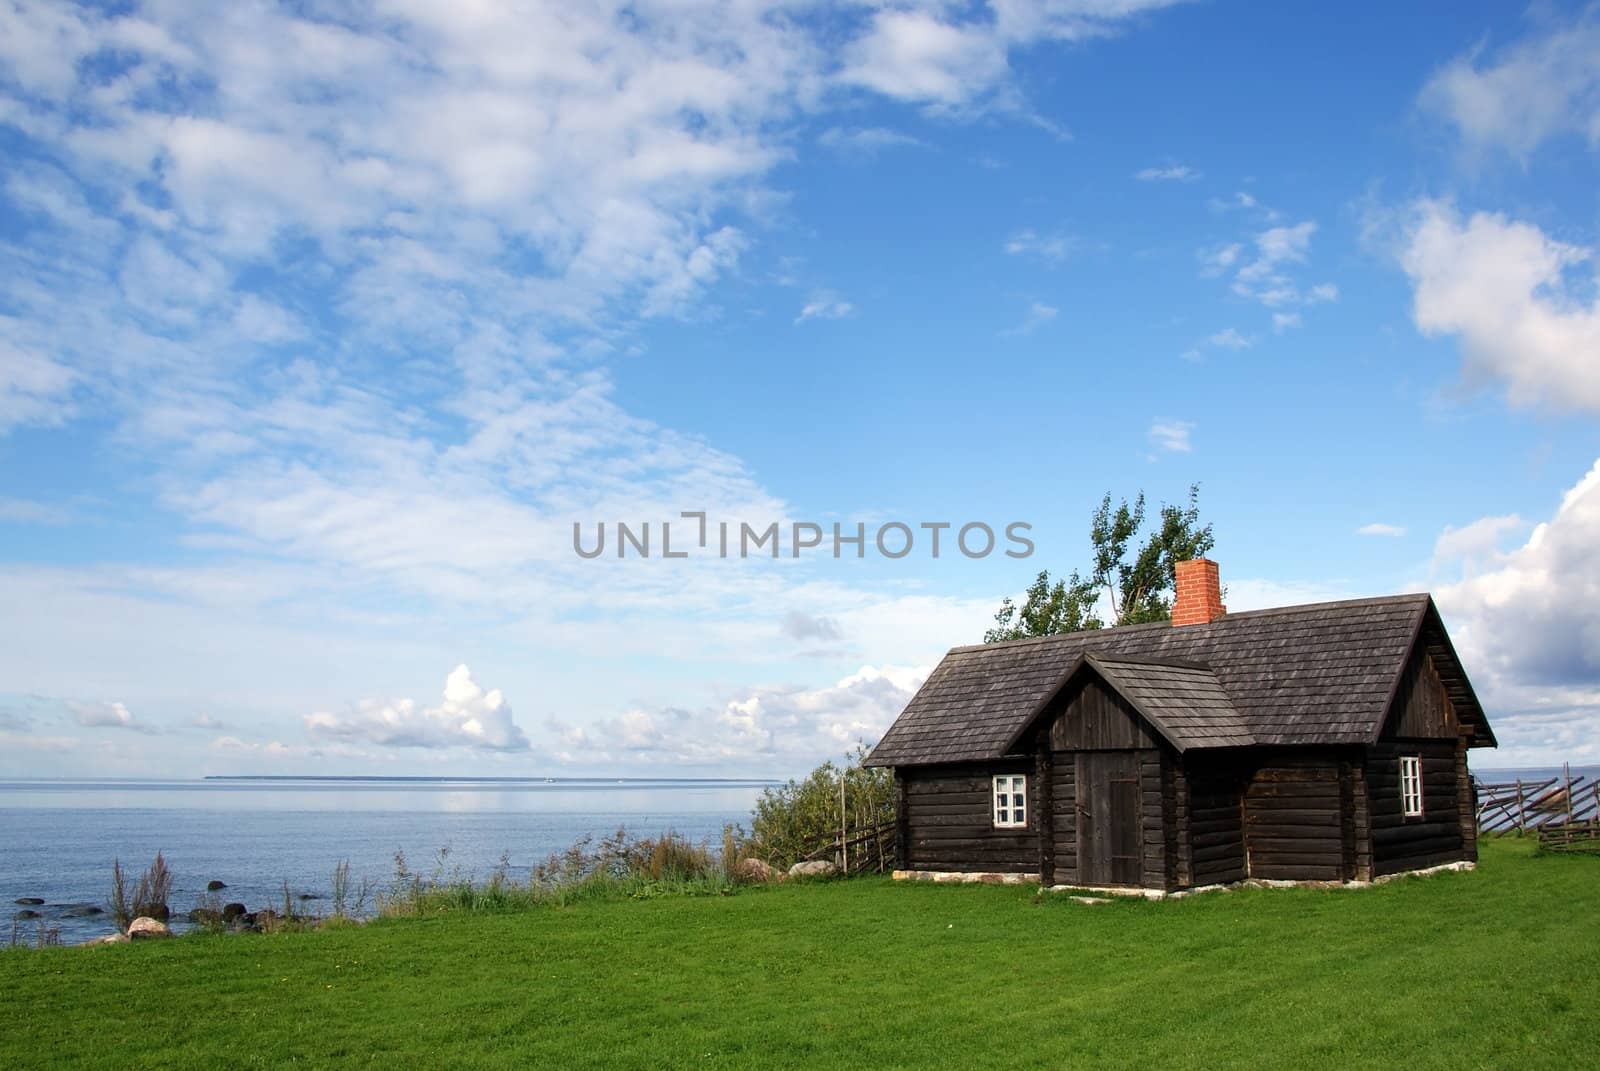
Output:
(1076, 751), (1142, 886)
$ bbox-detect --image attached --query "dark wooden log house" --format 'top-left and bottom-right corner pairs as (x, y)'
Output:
(864, 559), (1496, 891)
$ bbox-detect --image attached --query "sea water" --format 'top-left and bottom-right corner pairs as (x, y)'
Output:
(0, 777), (770, 944)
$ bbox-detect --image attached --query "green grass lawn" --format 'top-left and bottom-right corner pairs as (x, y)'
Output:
(1, 838), (1595, 1069)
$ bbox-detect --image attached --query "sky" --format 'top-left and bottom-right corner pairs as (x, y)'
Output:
(1, 1), (1598, 779)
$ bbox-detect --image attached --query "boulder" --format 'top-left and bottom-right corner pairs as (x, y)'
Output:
(82, 932), (130, 946)
(127, 916), (172, 939)
(188, 907), (223, 926)
(133, 903), (171, 922)
(297, 893), (321, 901)
(206, 880), (228, 892)
(13, 897), (44, 906)
(735, 858), (775, 883)
(14, 909), (40, 920)
(221, 902), (247, 923)
(63, 904), (104, 917)
(787, 860), (839, 880)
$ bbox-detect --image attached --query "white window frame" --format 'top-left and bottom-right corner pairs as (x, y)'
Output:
(1400, 755), (1424, 818)
(992, 774), (1028, 828)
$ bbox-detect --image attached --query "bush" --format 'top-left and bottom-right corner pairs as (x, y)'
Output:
(748, 745), (894, 870)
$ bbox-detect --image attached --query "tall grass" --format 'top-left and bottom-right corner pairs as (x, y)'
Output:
(375, 827), (760, 919)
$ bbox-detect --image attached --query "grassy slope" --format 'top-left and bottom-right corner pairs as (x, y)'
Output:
(1, 839), (1594, 1070)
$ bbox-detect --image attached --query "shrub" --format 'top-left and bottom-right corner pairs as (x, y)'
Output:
(748, 744), (894, 870)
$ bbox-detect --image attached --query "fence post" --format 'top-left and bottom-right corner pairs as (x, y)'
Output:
(840, 773), (848, 876)
(1516, 779), (1526, 835)
(1565, 763), (1574, 826)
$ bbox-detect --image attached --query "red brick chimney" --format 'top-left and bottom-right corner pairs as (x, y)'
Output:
(1172, 558), (1226, 626)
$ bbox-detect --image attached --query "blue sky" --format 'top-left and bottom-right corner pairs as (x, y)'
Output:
(1, 1), (1598, 777)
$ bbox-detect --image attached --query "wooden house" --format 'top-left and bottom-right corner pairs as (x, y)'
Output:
(864, 559), (1496, 892)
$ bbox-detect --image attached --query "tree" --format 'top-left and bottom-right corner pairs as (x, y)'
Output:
(984, 484), (1214, 642)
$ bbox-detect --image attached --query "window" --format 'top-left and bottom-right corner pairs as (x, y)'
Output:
(1400, 755), (1424, 818)
(993, 774), (1027, 828)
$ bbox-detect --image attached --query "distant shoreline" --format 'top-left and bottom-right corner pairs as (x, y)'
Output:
(200, 775), (783, 785)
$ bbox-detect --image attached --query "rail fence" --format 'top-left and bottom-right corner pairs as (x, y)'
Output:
(1475, 766), (1600, 853)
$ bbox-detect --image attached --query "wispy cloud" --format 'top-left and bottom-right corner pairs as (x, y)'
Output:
(1134, 163), (1200, 182)
(1420, 12), (1600, 160)
(1148, 419), (1195, 454)
(1001, 300), (1059, 336)
(1356, 522), (1407, 537)
(1004, 228), (1073, 263)
(818, 126), (927, 154)
(795, 291), (855, 324)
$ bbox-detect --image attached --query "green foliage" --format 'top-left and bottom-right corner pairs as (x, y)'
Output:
(748, 744), (893, 869)
(374, 828), (752, 919)
(3, 840), (1596, 1068)
(987, 483), (1215, 641)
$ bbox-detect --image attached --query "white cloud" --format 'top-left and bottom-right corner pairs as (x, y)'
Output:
(781, 611), (843, 643)
(1272, 311), (1302, 332)
(1200, 242), (1243, 276)
(1433, 460), (1600, 762)
(1420, 13), (1600, 158)
(838, 2), (1185, 109)
(795, 291), (855, 324)
(1400, 200), (1600, 412)
(818, 126), (927, 153)
(1134, 163), (1199, 182)
(1001, 300), (1059, 336)
(551, 663), (929, 768)
(1148, 419), (1194, 453)
(1208, 327), (1252, 350)
(70, 700), (155, 733)
(1356, 523), (1407, 538)
(1004, 228), (1073, 263)
(0, 497), (71, 524)
(0, 339), (76, 435)
(305, 665), (530, 751)
(1433, 513), (1529, 567)
(189, 713), (228, 730)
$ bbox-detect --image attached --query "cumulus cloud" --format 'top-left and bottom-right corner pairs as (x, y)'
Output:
(1433, 460), (1600, 760)
(1400, 200), (1600, 412)
(305, 665), (530, 751)
(1420, 13), (1600, 158)
(70, 700), (156, 734)
(551, 664), (928, 768)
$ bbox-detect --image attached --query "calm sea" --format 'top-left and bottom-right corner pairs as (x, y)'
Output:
(1, 777), (772, 944)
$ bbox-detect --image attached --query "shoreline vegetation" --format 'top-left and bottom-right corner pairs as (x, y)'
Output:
(0, 838), (1595, 1068)
(8, 749), (895, 948)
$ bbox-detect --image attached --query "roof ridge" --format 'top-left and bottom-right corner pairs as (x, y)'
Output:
(943, 592), (1432, 657)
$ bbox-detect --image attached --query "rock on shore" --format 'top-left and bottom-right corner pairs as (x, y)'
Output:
(127, 917), (172, 939)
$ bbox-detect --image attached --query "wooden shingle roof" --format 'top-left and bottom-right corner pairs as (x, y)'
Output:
(866, 593), (1490, 767)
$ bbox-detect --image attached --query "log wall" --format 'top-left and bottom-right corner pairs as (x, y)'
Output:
(1367, 740), (1464, 876)
(1243, 756), (1345, 881)
(898, 760), (1039, 873)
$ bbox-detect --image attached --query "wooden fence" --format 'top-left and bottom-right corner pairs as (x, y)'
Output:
(1475, 766), (1600, 852)
(803, 819), (898, 874)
